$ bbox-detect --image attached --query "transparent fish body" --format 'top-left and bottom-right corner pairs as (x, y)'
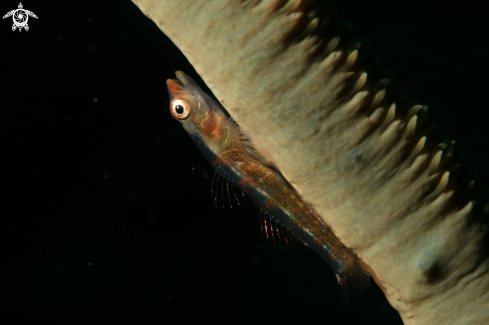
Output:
(167, 71), (369, 299)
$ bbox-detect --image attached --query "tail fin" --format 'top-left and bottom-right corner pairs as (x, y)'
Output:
(337, 259), (371, 308)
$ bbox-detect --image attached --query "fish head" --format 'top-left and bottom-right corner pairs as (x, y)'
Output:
(167, 71), (233, 161)
(167, 71), (228, 137)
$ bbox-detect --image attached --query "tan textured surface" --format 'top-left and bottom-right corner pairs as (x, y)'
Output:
(131, 1), (489, 323)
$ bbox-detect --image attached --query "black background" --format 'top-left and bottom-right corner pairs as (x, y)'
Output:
(2, 1), (488, 324)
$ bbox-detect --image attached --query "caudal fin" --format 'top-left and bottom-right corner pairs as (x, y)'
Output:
(337, 259), (371, 308)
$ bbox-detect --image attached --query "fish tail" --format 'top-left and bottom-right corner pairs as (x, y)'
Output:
(337, 259), (371, 308)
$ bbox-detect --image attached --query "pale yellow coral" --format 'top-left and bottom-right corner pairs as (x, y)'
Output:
(132, 1), (489, 324)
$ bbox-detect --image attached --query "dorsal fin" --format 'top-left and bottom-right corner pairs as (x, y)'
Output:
(239, 128), (278, 171)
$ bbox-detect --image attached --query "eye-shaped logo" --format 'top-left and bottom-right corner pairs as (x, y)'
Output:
(3, 3), (38, 32)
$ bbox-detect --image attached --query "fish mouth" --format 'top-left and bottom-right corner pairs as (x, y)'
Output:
(166, 71), (186, 86)
(167, 71), (193, 99)
(166, 75), (185, 99)
(166, 78), (183, 89)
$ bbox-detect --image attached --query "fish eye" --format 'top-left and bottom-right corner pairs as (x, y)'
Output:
(170, 99), (191, 120)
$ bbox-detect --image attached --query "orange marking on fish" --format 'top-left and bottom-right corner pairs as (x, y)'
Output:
(166, 71), (370, 302)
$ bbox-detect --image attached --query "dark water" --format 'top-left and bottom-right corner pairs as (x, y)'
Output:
(2, 0), (488, 324)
